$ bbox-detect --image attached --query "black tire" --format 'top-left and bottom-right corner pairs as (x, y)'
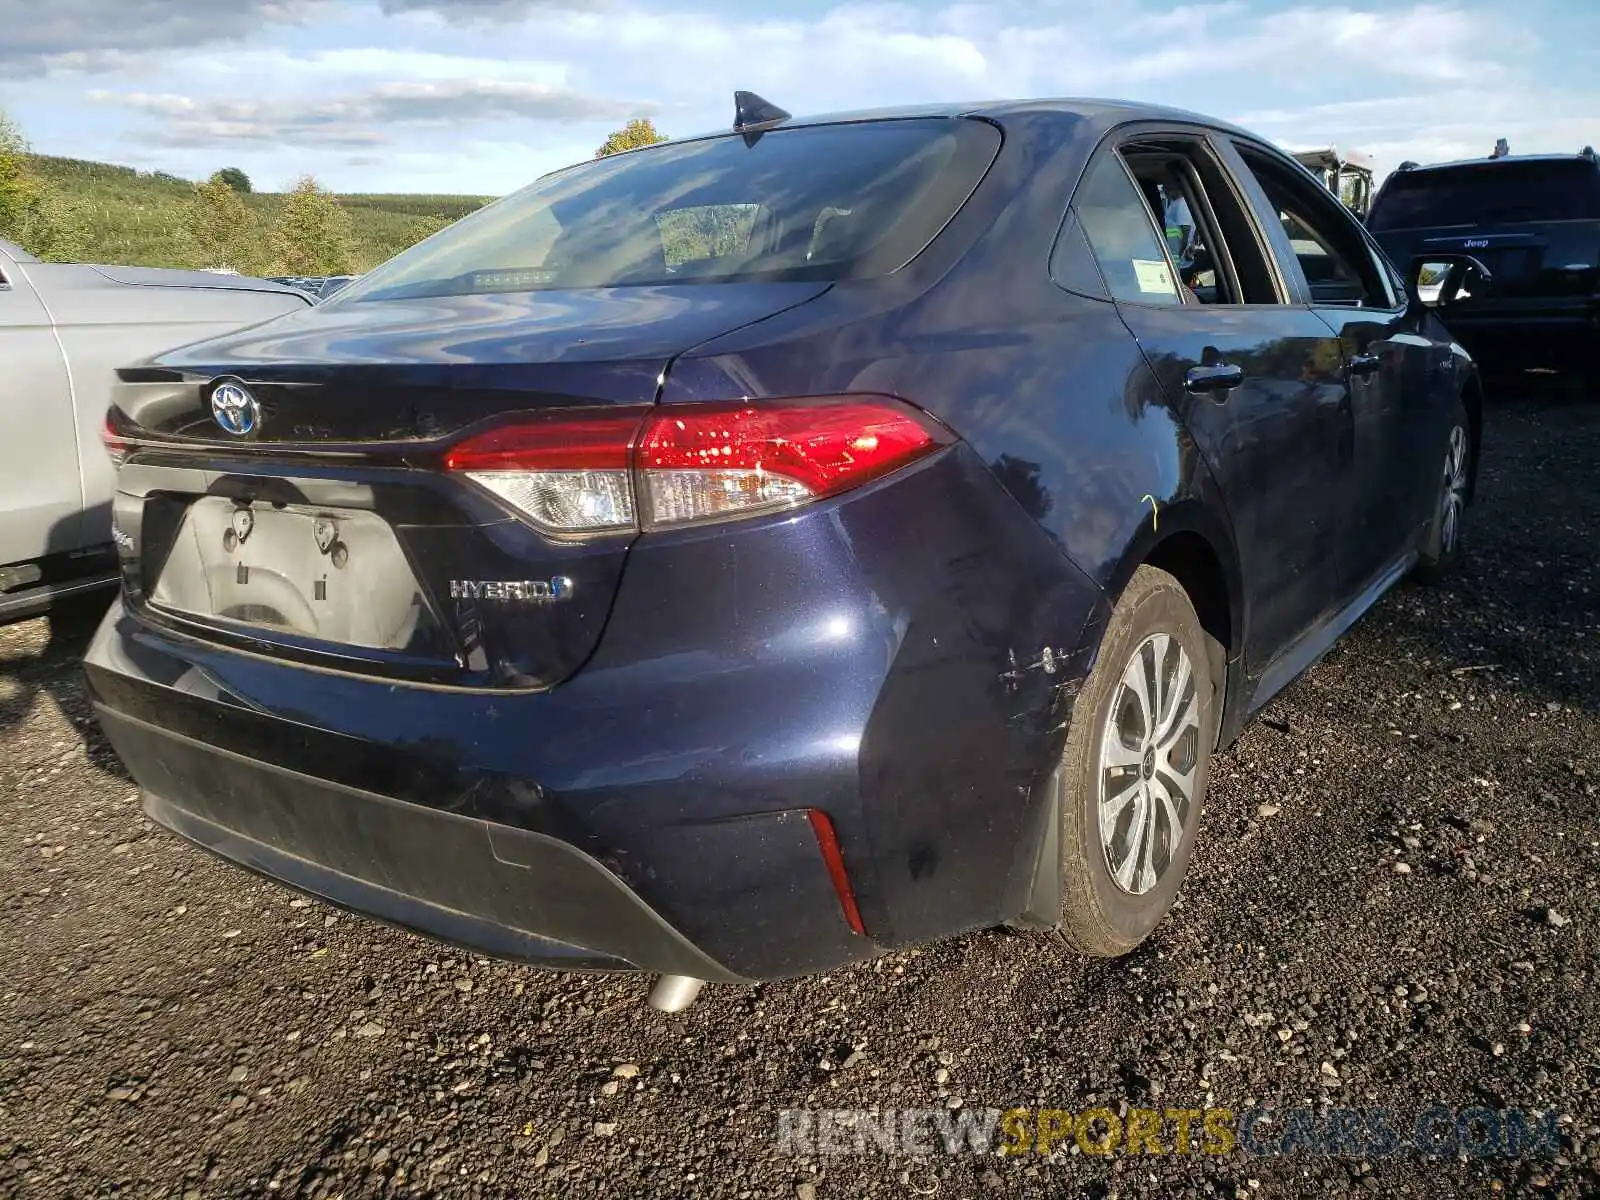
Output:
(1413, 399), (1471, 583)
(1056, 565), (1219, 956)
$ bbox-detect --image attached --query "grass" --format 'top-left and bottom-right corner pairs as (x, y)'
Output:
(27, 155), (495, 272)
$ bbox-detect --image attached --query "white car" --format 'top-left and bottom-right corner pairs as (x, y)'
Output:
(0, 238), (310, 622)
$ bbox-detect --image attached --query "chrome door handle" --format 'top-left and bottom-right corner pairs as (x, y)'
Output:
(1348, 353), (1382, 376)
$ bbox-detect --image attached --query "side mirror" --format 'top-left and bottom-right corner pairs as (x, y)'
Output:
(1408, 253), (1494, 310)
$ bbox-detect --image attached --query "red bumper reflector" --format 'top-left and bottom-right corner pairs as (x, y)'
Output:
(807, 809), (866, 937)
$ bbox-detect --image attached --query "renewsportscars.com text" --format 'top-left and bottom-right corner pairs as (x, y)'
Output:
(776, 1105), (1563, 1159)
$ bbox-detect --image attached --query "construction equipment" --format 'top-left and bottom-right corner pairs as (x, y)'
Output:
(1293, 146), (1376, 219)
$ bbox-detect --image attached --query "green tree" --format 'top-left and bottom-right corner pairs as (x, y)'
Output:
(402, 213), (454, 248)
(17, 188), (88, 262)
(595, 117), (667, 158)
(269, 175), (355, 275)
(0, 107), (40, 239)
(212, 167), (252, 194)
(0, 106), (87, 262)
(187, 176), (265, 273)
(0, 108), (25, 156)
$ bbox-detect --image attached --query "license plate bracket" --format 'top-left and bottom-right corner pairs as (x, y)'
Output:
(148, 497), (428, 650)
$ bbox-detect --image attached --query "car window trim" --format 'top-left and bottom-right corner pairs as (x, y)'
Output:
(1350, 223), (1405, 311)
(1120, 147), (1228, 305)
(1117, 130), (1283, 307)
(1051, 136), (1183, 308)
(1101, 148), (1186, 310)
(1223, 135), (1407, 315)
(1178, 153), (1253, 305)
(1047, 207), (1113, 301)
(1074, 121), (1301, 312)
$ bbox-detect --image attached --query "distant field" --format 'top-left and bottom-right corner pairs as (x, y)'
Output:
(28, 155), (495, 271)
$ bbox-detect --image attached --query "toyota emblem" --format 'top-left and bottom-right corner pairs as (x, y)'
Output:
(211, 380), (261, 436)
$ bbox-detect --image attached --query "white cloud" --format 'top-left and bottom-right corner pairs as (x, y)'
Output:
(7, 0), (1593, 193)
(377, 0), (601, 14)
(1235, 86), (1600, 177)
(0, 0), (326, 75)
(90, 79), (653, 150)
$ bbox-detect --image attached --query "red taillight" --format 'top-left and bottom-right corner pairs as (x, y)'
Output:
(443, 407), (647, 472)
(636, 397), (946, 526)
(638, 399), (942, 499)
(445, 396), (949, 536)
(102, 411), (128, 467)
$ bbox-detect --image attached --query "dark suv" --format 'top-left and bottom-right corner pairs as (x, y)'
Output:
(1368, 147), (1600, 387)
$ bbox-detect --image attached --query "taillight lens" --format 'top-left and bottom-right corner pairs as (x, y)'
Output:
(102, 411), (128, 467)
(637, 398), (945, 526)
(444, 407), (647, 535)
(445, 396), (949, 536)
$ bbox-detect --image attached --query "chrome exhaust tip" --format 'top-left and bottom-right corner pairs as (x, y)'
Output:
(647, 975), (705, 1013)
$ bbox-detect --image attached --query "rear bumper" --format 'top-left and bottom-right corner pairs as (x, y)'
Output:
(86, 445), (1105, 982)
(1440, 303), (1600, 377)
(96, 701), (744, 981)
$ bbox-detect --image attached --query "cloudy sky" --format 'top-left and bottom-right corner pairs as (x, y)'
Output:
(2, 0), (1597, 195)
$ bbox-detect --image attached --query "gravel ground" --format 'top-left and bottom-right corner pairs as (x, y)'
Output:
(2, 392), (1597, 1200)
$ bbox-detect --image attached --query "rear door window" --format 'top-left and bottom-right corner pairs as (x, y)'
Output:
(338, 119), (1001, 301)
(1369, 160), (1600, 231)
(1119, 136), (1283, 306)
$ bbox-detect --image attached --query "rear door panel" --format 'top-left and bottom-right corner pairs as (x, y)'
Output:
(1081, 131), (1353, 675)
(1119, 304), (1352, 669)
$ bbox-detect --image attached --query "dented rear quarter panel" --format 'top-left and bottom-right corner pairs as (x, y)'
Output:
(654, 108), (1238, 942)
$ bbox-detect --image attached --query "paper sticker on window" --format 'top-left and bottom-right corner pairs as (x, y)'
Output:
(1132, 258), (1177, 296)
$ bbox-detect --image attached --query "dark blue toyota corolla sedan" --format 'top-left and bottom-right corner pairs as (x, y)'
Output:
(89, 96), (1484, 1010)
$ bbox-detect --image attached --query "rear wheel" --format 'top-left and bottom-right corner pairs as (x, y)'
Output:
(1055, 565), (1219, 956)
(1414, 401), (1471, 582)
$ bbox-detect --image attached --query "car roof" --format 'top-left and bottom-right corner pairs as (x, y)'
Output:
(678, 97), (1261, 145)
(1400, 153), (1599, 174)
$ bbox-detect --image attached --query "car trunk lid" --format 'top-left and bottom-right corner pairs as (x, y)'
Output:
(108, 282), (831, 689)
(119, 284), (830, 441)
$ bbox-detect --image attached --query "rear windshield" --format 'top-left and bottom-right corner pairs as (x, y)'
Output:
(1368, 160), (1600, 231)
(336, 119), (1000, 301)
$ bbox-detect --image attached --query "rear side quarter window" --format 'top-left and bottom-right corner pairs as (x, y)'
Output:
(1069, 154), (1182, 306)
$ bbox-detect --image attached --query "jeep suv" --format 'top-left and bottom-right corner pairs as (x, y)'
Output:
(1368, 147), (1600, 388)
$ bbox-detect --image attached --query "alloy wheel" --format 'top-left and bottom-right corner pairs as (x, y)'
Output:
(1097, 633), (1202, 896)
(1441, 425), (1468, 555)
